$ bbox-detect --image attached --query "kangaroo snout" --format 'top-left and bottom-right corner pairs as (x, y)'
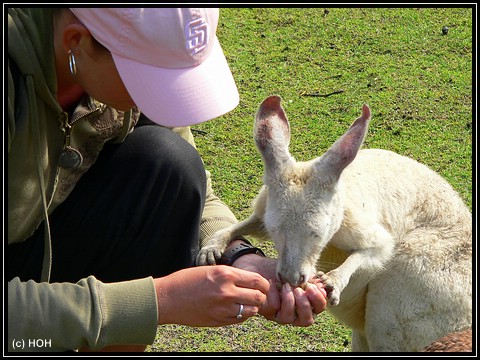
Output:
(276, 271), (306, 287)
(276, 266), (313, 288)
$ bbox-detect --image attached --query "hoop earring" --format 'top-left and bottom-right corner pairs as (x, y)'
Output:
(68, 50), (77, 77)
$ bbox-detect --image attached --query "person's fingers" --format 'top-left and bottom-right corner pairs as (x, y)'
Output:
(259, 279), (281, 320)
(223, 267), (270, 308)
(207, 267), (269, 317)
(290, 286), (322, 326)
(233, 286), (267, 309)
(230, 303), (260, 322)
(274, 283), (295, 324)
(270, 281), (328, 327)
(305, 282), (328, 315)
(292, 287), (315, 325)
(233, 268), (270, 294)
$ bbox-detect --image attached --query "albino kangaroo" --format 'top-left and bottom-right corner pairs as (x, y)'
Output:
(196, 95), (472, 352)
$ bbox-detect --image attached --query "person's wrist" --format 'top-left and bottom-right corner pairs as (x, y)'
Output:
(218, 238), (266, 266)
(154, 277), (169, 325)
(231, 252), (266, 267)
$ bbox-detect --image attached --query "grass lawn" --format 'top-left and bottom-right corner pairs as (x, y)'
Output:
(147, 7), (472, 353)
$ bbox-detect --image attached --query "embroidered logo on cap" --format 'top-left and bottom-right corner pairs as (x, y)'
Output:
(185, 18), (209, 55)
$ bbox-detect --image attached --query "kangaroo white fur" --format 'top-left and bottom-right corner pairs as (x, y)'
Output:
(196, 95), (472, 352)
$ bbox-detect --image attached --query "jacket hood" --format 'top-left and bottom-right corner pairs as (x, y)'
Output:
(8, 8), (59, 110)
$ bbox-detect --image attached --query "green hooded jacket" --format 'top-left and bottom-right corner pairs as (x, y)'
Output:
(8, 8), (239, 352)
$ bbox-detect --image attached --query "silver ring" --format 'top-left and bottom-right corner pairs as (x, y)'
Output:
(236, 304), (244, 320)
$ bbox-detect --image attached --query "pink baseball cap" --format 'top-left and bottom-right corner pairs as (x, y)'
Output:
(69, 8), (239, 127)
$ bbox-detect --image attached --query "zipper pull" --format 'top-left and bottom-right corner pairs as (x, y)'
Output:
(59, 115), (83, 169)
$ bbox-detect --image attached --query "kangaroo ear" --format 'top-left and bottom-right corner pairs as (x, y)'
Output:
(314, 104), (371, 181)
(254, 95), (294, 174)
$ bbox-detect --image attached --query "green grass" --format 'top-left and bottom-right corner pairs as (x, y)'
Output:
(147, 7), (472, 353)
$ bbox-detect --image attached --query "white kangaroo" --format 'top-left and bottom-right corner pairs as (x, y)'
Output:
(196, 95), (472, 352)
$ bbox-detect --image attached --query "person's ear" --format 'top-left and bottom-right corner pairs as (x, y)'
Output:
(62, 23), (95, 55)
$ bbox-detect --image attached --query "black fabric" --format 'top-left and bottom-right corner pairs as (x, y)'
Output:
(8, 121), (206, 283)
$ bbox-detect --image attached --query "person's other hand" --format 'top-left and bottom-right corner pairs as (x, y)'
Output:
(274, 279), (327, 326)
(232, 252), (327, 327)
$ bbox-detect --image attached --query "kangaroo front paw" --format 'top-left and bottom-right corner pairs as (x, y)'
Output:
(196, 228), (234, 265)
(316, 271), (341, 306)
(196, 244), (224, 265)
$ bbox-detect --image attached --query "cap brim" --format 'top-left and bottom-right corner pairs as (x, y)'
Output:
(112, 37), (239, 127)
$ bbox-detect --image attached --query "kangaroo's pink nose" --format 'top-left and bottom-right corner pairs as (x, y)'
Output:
(277, 271), (307, 287)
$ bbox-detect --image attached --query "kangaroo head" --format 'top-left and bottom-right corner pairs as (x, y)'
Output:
(254, 95), (371, 287)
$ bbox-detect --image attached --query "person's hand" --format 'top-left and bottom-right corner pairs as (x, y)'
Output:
(232, 250), (327, 327)
(153, 265), (269, 327)
(274, 279), (327, 326)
